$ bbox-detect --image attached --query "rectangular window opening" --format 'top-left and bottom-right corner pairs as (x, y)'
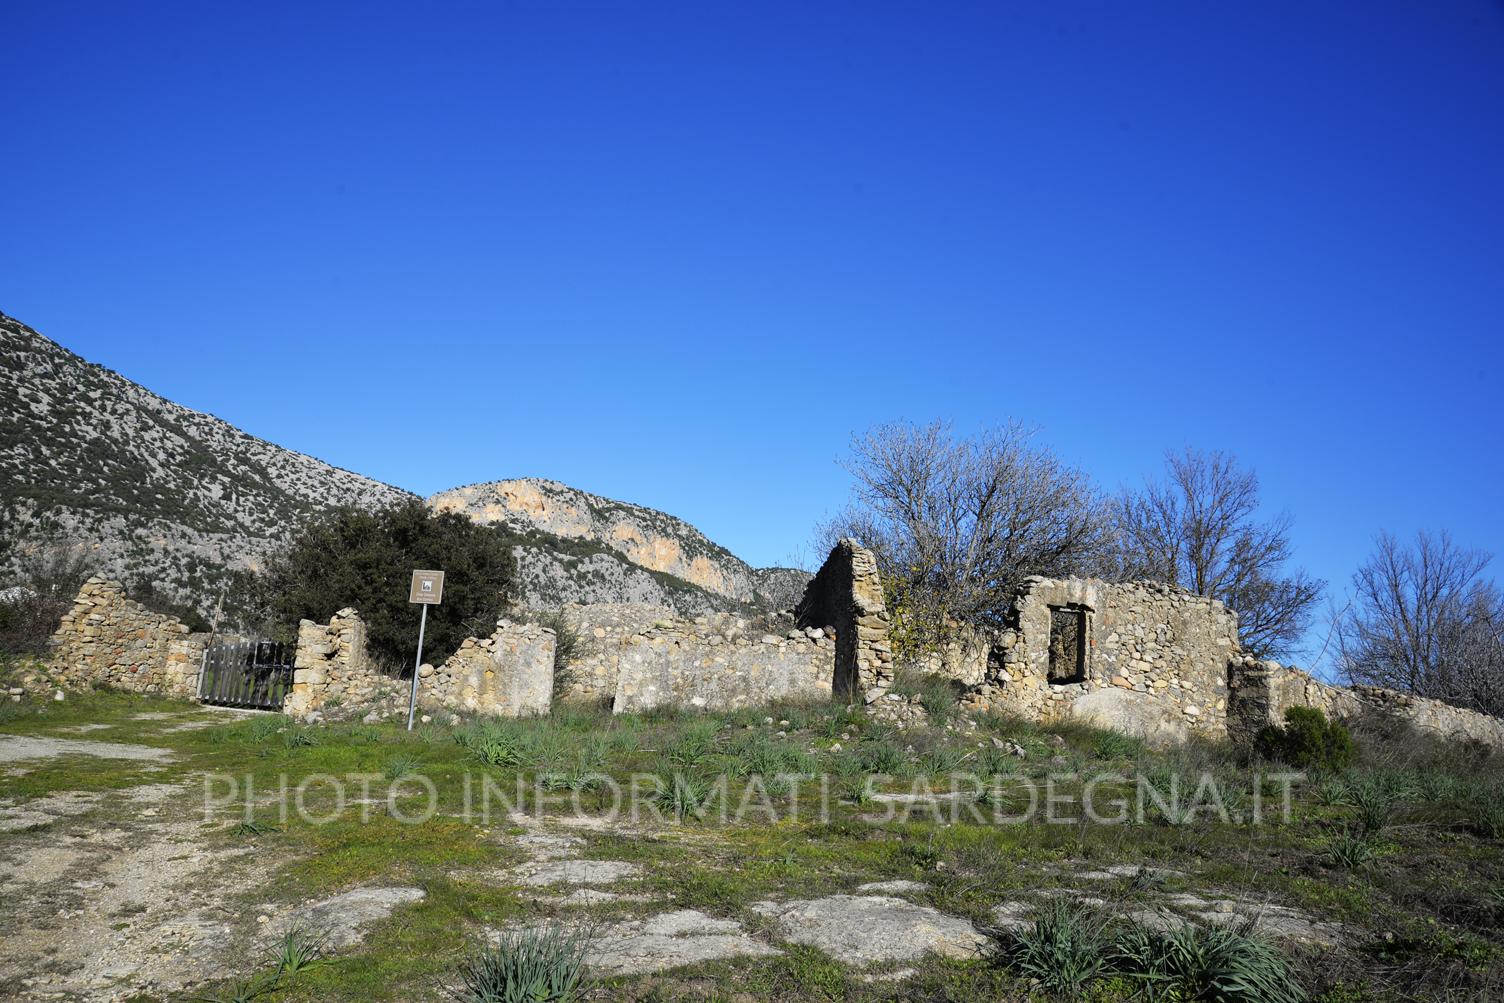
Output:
(1047, 606), (1088, 684)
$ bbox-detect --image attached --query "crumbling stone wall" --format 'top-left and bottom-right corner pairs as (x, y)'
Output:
(285, 609), (395, 718)
(48, 578), (206, 697)
(1227, 655), (1504, 749)
(421, 620), (554, 717)
(611, 616), (832, 713)
(557, 603), (680, 704)
(965, 577), (1239, 740)
(795, 539), (895, 703)
(554, 605), (831, 713)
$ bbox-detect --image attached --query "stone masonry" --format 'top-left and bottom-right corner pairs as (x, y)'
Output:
(963, 577), (1239, 741)
(795, 539), (895, 703)
(48, 578), (206, 698)
(1226, 654), (1504, 749)
(610, 615), (833, 713)
(284, 608), (395, 718)
(420, 620), (555, 717)
(557, 603), (681, 704)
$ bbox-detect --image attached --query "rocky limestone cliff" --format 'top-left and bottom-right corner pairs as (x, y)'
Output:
(2, 312), (808, 622)
(430, 479), (808, 611)
(0, 312), (415, 610)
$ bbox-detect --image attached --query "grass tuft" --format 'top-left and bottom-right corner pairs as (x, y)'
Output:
(452, 925), (589, 1003)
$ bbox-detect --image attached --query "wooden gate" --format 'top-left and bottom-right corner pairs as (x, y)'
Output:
(198, 640), (295, 710)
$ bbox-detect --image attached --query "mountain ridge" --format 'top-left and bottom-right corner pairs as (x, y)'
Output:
(0, 311), (808, 621)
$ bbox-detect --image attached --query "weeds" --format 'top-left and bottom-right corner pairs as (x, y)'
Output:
(1468, 788), (1504, 838)
(383, 753), (423, 780)
(997, 896), (1106, 997)
(230, 819), (276, 838)
(1110, 919), (1304, 1003)
(1347, 778), (1400, 833)
(1325, 825), (1378, 870)
(188, 972), (279, 1002)
(452, 925), (589, 1003)
(1092, 730), (1144, 761)
(890, 667), (959, 721)
(268, 925), (326, 978)
(649, 771), (718, 821)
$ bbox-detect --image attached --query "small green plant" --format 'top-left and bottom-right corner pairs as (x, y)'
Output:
(782, 944), (849, 1001)
(383, 753), (423, 780)
(230, 819), (276, 838)
(890, 666), (959, 721)
(188, 972), (279, 1003)
(1092, 730), (1144, 761)
(998, 897), (1106, 997)
(281, 725), (318, 749)
(268, 925), (326, 979)
(1347, 778), (1400, 833)
(1312, 777), (1350, 807)
(1325, 825), (1378, 870)
(1468, 787), (1504, 839)
(856, 738), (908, 776)
(896, 837), (941, 872)
(1109, 919), (1304, 1003)
(840, 779), (873, 805)
(664, 720), (719, 769)
(650, 771), (718, 821)
(453, 926), (589, 1003)
(1256, 707), (1354, 770)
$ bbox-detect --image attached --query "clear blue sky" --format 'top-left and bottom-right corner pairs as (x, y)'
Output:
(3, 2), (1501, 662)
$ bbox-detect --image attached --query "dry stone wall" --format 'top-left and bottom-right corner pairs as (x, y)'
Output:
(554, 604), (834, 714)
(285, 609), (397, 718)
(421, 620), (554, 717)
(1227, 655), (1504, 749)
(611, 616), (833, 713)
(557, 603), (679, 704)
(48, 578), (206, 698)
(795, 539), (895, 703)
(963, 578), (1239, 741)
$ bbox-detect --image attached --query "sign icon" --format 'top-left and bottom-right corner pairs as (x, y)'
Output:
(409, 570), (445, 605)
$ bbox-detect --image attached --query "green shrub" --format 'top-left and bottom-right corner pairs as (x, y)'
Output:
(856, 738), (909, 776)
(649, 771), (719, 821)
(454, 926), (588, 1003)
(247, 499), (518, 668)
(268, 925), (326, 979)
(1256, 707), (1355, 770)
(382, 754), (422, 780)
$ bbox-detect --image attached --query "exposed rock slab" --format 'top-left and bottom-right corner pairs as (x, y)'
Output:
(586, 910), (779, 975)
(856, 879), (928, 895)
(274, 887), (426, 949)
(751, 895), (989, 965)
(0, 735), (173, 764)
(513, 860), (642, 887)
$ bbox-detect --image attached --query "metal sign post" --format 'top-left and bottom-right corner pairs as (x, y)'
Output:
(406, 570), (445, 731)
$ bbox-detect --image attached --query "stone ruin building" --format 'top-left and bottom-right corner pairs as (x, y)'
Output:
(39, 540), (1504, 750)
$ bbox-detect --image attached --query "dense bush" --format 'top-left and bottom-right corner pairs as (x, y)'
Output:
(1256, 706), (1355, 770)
(249, 500), (518, 670)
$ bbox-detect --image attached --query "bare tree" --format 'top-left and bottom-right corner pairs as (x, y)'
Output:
(1113, 448), (1322, 659)
(1338, 531), (1504, 716)
(0, 534), (96, 655)
(820, 421), (1114, 645)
